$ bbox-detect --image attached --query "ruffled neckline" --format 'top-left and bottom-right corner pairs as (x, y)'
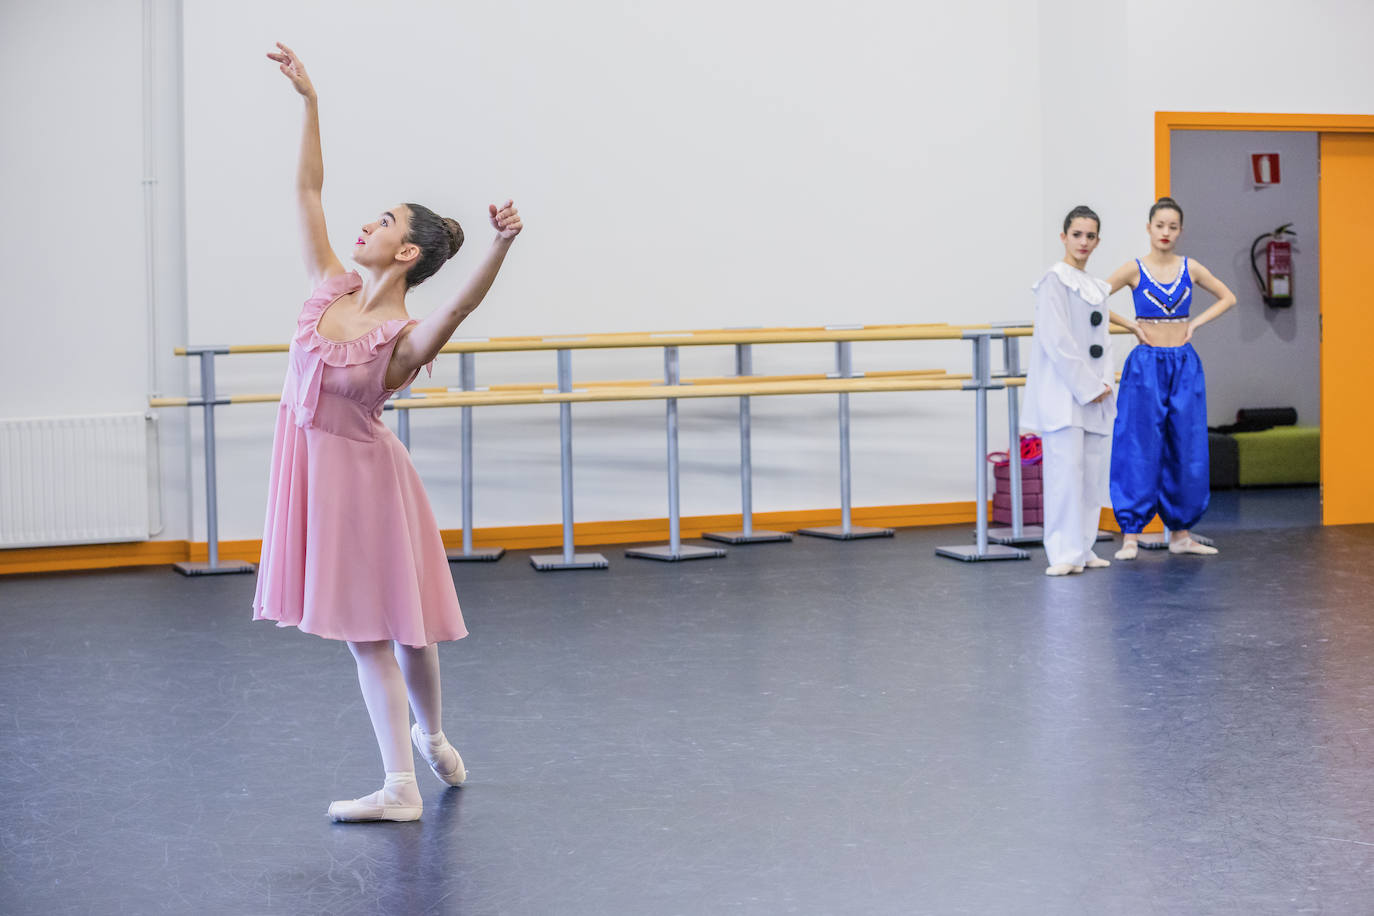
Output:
(1036, 262), (1110, 306)
(293, 271), (417, 368)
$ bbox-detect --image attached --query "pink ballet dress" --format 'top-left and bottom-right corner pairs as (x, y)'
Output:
(252, 271), (467, 648)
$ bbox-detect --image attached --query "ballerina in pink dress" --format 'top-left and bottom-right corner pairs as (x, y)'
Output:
(253, 42), (523, 822)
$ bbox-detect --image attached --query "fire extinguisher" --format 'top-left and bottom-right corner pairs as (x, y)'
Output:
(1250, 223), (1296, 308)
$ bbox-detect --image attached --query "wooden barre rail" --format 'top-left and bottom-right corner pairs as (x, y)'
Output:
(147, 369), (971, 408)
(409, 367), (955, 395)
(391, 375), (1025, 410)
(147, 377), (1000, 409)
(173, 322), (1053, 357)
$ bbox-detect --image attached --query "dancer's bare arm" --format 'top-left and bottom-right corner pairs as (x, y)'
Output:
(267, 42), (344, 287)
(1105, 260), (1151, 345)
(387, 202), (524, 387)
(1181, 261), (1236, 343)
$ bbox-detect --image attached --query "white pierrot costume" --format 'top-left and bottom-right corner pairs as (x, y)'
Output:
(1022, 262), (1116, 569)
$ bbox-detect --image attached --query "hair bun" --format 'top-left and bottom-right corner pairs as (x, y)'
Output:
(442, 216), (464, 256)
(442, 217), (464, 258)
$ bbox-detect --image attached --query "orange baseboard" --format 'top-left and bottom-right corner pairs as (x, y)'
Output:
(1, 501), (982, 575)
(1, 502), (1159, 576)
(0, 540), (196, 576)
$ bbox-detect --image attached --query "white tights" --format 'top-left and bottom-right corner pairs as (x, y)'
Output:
(347, 641), (447, 798)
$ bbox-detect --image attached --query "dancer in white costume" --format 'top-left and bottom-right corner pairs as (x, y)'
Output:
(1022, 206), (1115, 576)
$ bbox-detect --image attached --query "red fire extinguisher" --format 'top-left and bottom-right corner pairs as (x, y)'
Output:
(1250, 223), (1295, 308)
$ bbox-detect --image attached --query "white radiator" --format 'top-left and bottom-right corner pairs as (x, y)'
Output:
(0, 413), (155, 548)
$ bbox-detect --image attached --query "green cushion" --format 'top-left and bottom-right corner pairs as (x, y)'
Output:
(1231, 426), (1320, 486)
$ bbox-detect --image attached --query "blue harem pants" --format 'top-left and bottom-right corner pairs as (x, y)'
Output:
(1109, 343), (1210, 534)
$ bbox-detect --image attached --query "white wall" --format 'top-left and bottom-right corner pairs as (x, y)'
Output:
(1170, 130), (1320, 426)
(0, 0), (192, 540)
(5, 1), (1373, 547)
(181, 0), (1043, 540)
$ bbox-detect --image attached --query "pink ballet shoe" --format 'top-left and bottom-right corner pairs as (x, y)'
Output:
(1168, 537), (1218, 556)
(328, 773), (422, 822)
(1084, 555), (1111, 569)
(412, 723), (467, 786)
(1045, 563), (1081, 577)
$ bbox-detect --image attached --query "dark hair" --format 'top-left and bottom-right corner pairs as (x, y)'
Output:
(1148, 196), (1183, 224)
(403, 202), (463, 288)
(1062, 205), (1100, 233)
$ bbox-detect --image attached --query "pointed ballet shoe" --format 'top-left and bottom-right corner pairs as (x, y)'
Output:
(327, 790), (422, 823)
(412, 723), (467, 786)
(1168, 537), (1218, 556)
(1045, 563), (1080, 576)
(1084, 555), (1111, 569)
(1114, 542), (1139, 561)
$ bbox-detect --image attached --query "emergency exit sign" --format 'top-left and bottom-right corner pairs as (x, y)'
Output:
(1251, 153), (1281, 186)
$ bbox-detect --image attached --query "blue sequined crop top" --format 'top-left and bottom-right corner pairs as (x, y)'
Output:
(1132, 257), (1192, 320)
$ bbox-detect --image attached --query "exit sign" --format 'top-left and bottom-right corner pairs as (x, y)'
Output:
(1251, 153), (1281, 186)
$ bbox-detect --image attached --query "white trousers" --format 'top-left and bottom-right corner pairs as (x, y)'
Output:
(1040, 427), (1110, 568)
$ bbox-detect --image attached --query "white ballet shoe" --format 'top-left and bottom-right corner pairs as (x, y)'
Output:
(1114, 541), (1139, 561)
(1045, 563), (1081, 576)
(1168, 537), (1218, 556)
(412, 723), (467, 786)
(1084, 555), (1111, 569)
(328, 772), (422, 822)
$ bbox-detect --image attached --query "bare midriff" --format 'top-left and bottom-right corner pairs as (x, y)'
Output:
(1137, 319), (1191, 348)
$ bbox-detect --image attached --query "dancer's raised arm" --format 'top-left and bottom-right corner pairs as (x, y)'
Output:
(387, 201), (523, 385)
(267, 42), (343, 287)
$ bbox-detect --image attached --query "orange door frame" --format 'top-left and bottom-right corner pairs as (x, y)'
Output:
(1155, 112), (1374, 526)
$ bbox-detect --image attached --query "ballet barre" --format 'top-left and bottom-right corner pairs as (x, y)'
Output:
(390, 372), (984, 568)
(156, 320), (1061, 575)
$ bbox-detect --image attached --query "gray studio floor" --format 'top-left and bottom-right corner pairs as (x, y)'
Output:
(4, 486), (1374, 915)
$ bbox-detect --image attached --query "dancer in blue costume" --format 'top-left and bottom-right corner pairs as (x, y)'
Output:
(1104, 197), (1235, 560)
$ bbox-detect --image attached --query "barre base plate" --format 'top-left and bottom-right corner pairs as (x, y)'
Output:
(796, 525), (895, 540)
(934, 544), (1030, 562)
(625, 544), (728, 562)
(701, 529), (793, 544)
(447, 548), (506, 563)
(529, 553), (609, 571)
(986, 527), (1115, 546)
(174, 560), (257, 577)
(987, 524), (1044, 546)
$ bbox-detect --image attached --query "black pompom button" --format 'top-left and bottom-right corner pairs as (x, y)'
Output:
(1090, 310), (1103, 326)
(1089, 344), (1104, 358)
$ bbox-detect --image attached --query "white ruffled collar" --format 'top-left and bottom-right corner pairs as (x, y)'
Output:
(1039, 262), (1109, 306)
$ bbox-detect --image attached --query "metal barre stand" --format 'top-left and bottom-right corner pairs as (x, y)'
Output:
(395, 386), (411, 450)
(447, 351), (505, 562)
(530, 350), (608, 570)
(702, 342), (792, 545)
(985, 329), (1040, 546)
(627, 346), (728, 561)
(797, 336), (895, 541)
(936, 330), (1029, 562)
(174, 348), (257, 576)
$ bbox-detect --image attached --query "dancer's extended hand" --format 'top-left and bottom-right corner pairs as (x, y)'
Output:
(1182, 322), (1195, 344)
(1132, 322), (1153, 346)
(490, 200), (523, 240)
(267, 42), (316, 100)
(1090, 385), (1112, 404)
